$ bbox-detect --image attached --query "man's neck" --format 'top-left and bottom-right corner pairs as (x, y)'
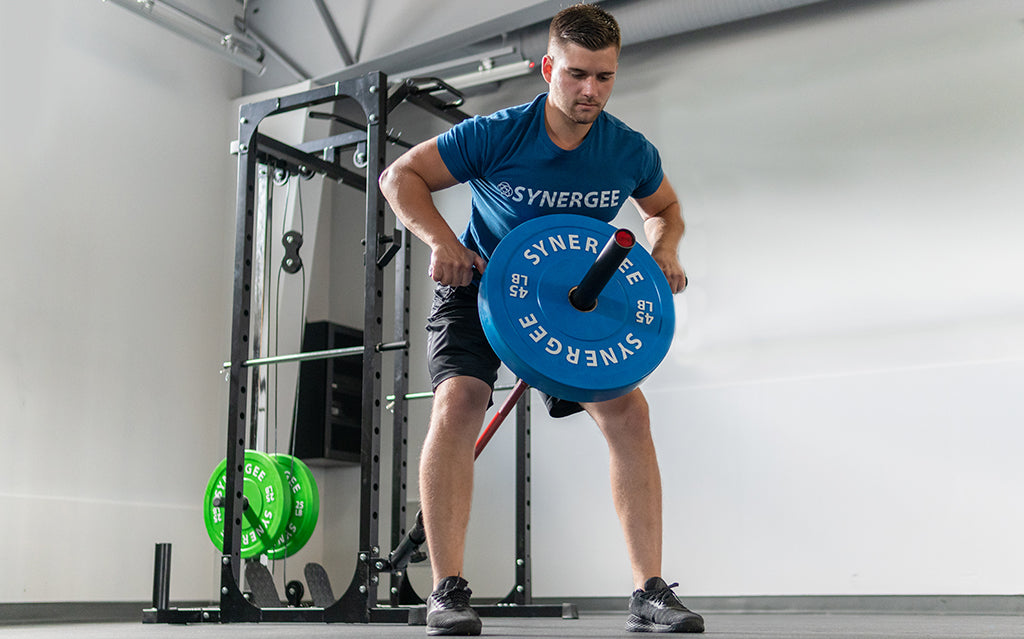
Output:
(543, 99), (593, 150)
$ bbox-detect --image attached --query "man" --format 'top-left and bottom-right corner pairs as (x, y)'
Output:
(379, 4), (703, 635)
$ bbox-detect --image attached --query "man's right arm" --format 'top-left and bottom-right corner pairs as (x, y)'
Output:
(378, 137), (487, 287)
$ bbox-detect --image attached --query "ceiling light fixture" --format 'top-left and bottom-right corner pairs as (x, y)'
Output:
(389, 46), (536, 91)
(443, 59), (535, 90)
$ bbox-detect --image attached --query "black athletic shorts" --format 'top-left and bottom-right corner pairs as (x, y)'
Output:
(425, 283), (585, 419)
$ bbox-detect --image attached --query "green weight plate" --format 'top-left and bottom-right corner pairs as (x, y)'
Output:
(203, 450), (292, 558)
(265, 454), (320, 559)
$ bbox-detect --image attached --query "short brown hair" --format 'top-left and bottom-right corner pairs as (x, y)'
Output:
(549, 3), (621, 52)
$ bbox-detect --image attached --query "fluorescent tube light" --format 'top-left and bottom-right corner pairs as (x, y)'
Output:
(443, 59), (535, 90)
(388, 46), (517, 85)
(389, 47), (536, 91)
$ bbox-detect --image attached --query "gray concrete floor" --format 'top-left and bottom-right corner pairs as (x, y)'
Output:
(1, 612), (1023, 638)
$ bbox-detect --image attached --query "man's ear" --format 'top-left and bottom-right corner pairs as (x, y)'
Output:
(541, 54), (554, 82)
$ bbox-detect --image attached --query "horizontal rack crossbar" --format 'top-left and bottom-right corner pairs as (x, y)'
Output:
(386, 383), (517, 403)
(223, 340), (408, 369)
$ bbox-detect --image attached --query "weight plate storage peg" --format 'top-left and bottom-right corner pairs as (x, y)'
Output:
(265, 454), (320, 560)
(479, 214), (675, 403)
(203, 450), (292, 558)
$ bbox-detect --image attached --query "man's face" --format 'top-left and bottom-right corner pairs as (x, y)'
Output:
(542, 41), (619, 126)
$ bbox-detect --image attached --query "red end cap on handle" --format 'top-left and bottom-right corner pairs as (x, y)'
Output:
(614, 229), (635, 249)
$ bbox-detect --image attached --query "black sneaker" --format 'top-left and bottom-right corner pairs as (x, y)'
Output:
(425, 576), (482, 636)
(626, 577), (705, 633)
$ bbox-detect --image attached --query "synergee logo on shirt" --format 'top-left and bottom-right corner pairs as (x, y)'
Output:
(497, 181), (622, 209)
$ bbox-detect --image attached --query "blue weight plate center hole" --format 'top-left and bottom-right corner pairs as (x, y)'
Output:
(567, 287), (596, 312)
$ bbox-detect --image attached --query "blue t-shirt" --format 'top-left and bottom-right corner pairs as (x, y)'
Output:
(436, 93), (664, 263)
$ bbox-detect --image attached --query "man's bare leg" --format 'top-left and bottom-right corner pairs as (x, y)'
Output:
(584, 389), (663, 589)
(585, 389), (704, 633)
(419, 375), (491, 587)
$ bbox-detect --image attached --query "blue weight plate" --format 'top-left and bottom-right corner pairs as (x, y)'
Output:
(479, 214), (675, 403)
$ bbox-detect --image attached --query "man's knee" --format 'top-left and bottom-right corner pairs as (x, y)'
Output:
(585, 389), (652, 441)
(435, 376), (491, 408)
(430, 376), (492, 435)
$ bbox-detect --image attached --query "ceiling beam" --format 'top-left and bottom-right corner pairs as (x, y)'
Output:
(312, 0), (355, 67)
(314, 0), (570, 85)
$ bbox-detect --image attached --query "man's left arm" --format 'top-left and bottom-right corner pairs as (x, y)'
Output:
(632, 177), (687, 294)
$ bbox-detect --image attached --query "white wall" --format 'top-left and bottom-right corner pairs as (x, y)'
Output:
(0, 2), (241, 602)
(609, 0), (1024, 597)
(379, 0), (1024, 599)
(2, 0), (1022, 609)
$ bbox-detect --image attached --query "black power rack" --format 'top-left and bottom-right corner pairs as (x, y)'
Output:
(143, 72), (576, 625)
